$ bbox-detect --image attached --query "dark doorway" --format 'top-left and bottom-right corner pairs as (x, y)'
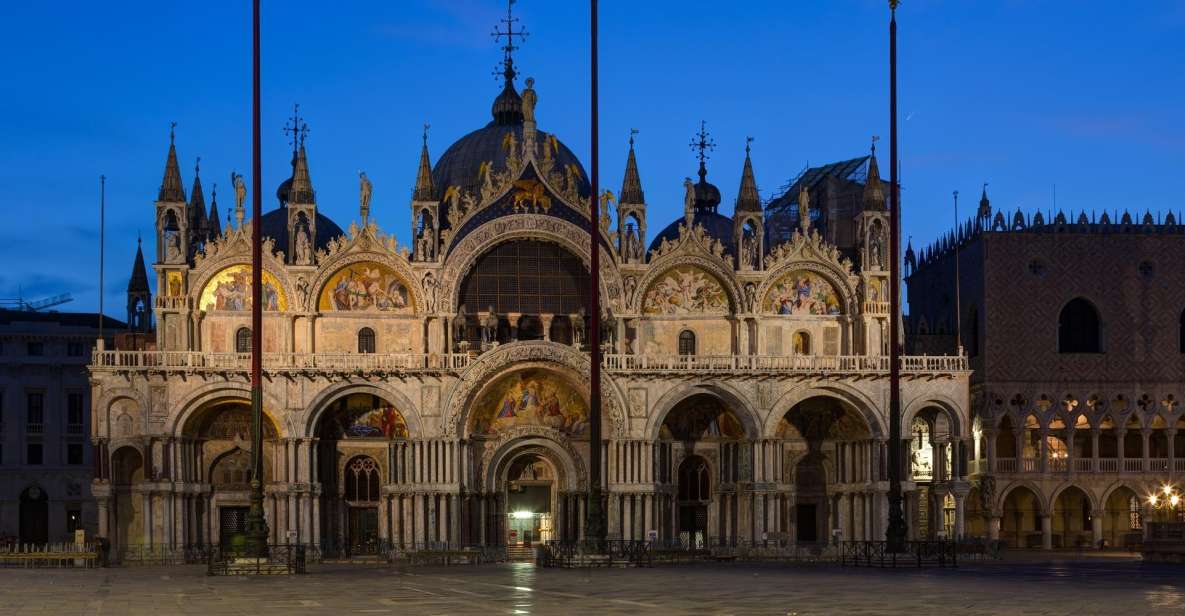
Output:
(796, 504), (818, 542)
(219, 506), (249, 547)
(677, 455), (710, 548)
(348, 507), (379, 554)
(19, 486), (49, 545)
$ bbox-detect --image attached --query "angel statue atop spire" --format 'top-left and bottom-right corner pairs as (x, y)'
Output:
(359, 171), (373, 210)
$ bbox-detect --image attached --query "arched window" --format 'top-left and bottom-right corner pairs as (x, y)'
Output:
(678, 330), (696, 356)
(1129, 495), (1143, 530)
(235, 327), (252, 353)
(1058, 298), (1101, 353)
(1179, 309), (1185, 353)
(357, 327), (376, 353)
(677, 456), (710, 502)
(792, 331), (811, 355)
(345, 456), (380, 502)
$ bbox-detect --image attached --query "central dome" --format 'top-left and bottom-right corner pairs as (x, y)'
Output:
(430, 80), (590, 224)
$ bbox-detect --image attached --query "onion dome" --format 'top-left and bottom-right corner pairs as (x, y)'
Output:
(648, 122), (734, 255)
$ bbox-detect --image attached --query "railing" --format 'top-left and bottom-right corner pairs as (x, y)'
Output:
(0, 542), (99, 568)
(1124, 459), (1145, 472)
(1073, 458), (1094, 473)
(603, 354), (968, 374)
(155, 296), (191, 310)
(25, 423), (43, 435)
(93, 349), (967, 376)
(1149, 459), (1170, 472)
(995, 458), (1017, 473)
(541, 540), (653, 568)
(207, 544), (306, 575)
(1176, 459), (1185, 473)
(1021, 458), (1039, 473)
(1048, 457), (1068, 473)
(862, 301), (890, 315)
(840, 540), (957, 568)
(1098, 459), (1119, 472)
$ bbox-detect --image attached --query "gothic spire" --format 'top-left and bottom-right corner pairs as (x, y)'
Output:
(288, 144), (315, 205)
(189, 157), (208, 234)
(207, 183), (222, 239)
(862, 136), (885, 210)
(978, 183), (991, 220)
(128, 235), (150, 294)
(158, 122), (186, 203)
(413, 123), (435, 201)
(735, 137), (762, 212)
(619, 129), (644, 204)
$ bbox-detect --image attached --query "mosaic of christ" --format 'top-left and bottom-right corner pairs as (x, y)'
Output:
(641, 266), (729, 315)
(763, 270), (841, 316)
(319, 262), (412, 313)
(323, 394), (409, 439)
(469, 370), (589, 438)
(200, 265), (286, 312)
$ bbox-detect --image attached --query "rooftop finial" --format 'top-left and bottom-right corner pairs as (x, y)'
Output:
(491, 0), (528, 86)
(745, 136), (754, 157)
(194, 156), (201, 177)
(629, 128), (638, 148)
(422, 122), (431, 147)
(283, 103), (309, 157)
(170, 121), (177, 145)
(871, 135), (880, 156)
(690, 120), (716, 181)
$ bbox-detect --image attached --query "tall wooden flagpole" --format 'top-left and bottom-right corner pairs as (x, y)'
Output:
(99, 175), (106, 345)
(886, 0), (907, 551)
(246, 0), (270, 556)
(584, 0), (606, 548)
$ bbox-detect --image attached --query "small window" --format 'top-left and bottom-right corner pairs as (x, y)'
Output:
(1139, 261), (1154, 279)
(67, 443), (83, 465)
(358, 327), (376, 354)
(677, 330), (696, 356)
(27, 443), (42, 465)
(67, 393), (84, 428)
(67, 342), (87, 357)
(235, 327), (252, 353)
(27, 342), (44, 356)
(26, 392), (44, 427)
(1028, 260), (1046, 277)
(1058, 298), (1101, 353)
(792, 331), (811, 355)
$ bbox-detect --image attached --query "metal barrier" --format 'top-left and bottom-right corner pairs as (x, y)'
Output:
(840, 540), (958, 568)
(206, 544), (307, 575)
(541, 540), (653, 567)
(0, 542), (99, 568)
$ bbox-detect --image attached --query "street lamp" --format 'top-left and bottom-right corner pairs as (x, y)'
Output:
(1147, 484), (1183, 522)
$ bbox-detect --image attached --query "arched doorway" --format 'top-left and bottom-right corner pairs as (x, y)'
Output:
(18, 485), (49, 545)
(908, 407), (955, 539)
(660, 394), (746, 546)
(677, 455), (710, 549)
(1102, 486), (1143, 549)
(778, 395), (872, 543)
(110, 446), (144, 550)
(504, 453), (556, 548)
(181, 401), (279, 547)
(314, 392), (409, 554)
(1000, 485), (1042, 548)
(1052, 486), (1091, 549)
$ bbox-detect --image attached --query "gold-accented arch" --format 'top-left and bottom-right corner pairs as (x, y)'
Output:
(641, 266), (729, 316)
(318, 261), (415, 313)
(762, 269), (842, 315)
(198, 265), (287, 312)
(469, 368), (589, 438)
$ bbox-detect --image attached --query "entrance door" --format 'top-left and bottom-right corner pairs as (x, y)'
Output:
(679, 505), (708, 549)
(348, 507), (379, 554)
(219, 506), (249, 547)
(19, 486), (49, 545)
(796, 504), (818, 542)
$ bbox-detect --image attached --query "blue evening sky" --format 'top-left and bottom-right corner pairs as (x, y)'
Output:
(1, 1), (1182, 315)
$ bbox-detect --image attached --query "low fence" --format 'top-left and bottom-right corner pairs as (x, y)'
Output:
(206, 544), (307, 575)
(840, 540), (958, 568)
(0, 542), (99, 568)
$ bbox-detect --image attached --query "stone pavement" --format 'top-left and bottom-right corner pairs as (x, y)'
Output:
(1, 557), (1182, 615)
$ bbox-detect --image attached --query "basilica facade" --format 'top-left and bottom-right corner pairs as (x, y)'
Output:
(88, 43), (968, 557)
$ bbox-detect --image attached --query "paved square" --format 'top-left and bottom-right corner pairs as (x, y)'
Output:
(1, 557), (1182, 615)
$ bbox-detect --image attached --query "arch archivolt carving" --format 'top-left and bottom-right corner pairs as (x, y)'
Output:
(166, 381), (287, 439)
(631, 254), (741, 315)
(1099, 480), (1148, 511)
(995, 479), (1048, 516)
(438, 214), (624, 314)
(479, 432), (587, 493)
(902, 394), (965, 439)
(644, 381), (761, 441)
(755, 259), (857, 315)
(307, 241), (425, 315)
(440, 341), (625, 438)
(1049, 481), (1100, 512)
(300, 381), (423, 438)
(763, 383), (884, 439)
(95, 387), (149, 440)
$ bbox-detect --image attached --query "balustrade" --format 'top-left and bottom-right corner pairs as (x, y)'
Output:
(1123, 458), (1145, 473)
(1098, 459), (1119, 472)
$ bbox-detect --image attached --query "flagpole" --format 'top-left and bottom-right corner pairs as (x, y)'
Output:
(886, 0), (908, 551)
(99, 175), (106, 347)
(246, 0), (270, 556)
(584, 0), (606, 550)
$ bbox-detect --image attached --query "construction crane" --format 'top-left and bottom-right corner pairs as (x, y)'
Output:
(0, 293), (74, 312)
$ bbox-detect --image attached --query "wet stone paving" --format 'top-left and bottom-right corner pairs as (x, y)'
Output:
(1, 557), (1182, 615)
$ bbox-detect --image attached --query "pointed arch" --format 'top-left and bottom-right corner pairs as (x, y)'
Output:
(1058, 297), (1101, 353)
